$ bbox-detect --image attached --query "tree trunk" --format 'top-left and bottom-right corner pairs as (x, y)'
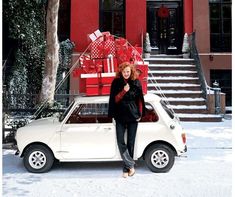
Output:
(40, 0), (60, 104)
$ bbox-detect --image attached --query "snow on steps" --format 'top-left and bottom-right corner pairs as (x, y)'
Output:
(167, 105), (207, 109)
(149, 70), (197, 74)
(144, 57), (194, 61)
(163, 97), (205, 105)
(148, 90), (202, 94)
(176, 113), (223, 122)
(148, 76), (199, 80)
(145, 55), (222, 122)
(148, 64), (196, 71)
(144, 57), (195, 64)
(148, 76), (200, 84)
(163, 97), (205, 101)
(148, 64), (195, 67)
(148, 83), (200, 87)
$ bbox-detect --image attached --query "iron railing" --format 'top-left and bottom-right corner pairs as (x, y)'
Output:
(189, 32), (222, 113)
(2, 90), (81, 143)
(189, 32), (208, 99)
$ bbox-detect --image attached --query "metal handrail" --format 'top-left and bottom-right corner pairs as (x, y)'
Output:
(189, 32), (208, 99)
(189, 32), (224, 114)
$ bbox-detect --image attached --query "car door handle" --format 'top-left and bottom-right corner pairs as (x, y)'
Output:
(104, 128), (112, 131)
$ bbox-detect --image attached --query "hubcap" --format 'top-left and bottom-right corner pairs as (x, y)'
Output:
(28, 151), (46, 169)
(151, 150), (169, 168)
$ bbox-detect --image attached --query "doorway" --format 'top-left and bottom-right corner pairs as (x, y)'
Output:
(147, 1), (183, 54)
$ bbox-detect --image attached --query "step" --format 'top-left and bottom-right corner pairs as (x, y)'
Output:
(176, 113), (223, 122)
(169, 105), (208, 114)
(148, 90), (204, 98)
(149, 70), (197, 74)
(148, 76), (200, 84)
(144, 57), (195, 64)
(148, 84), (201, 91)
(148, 64), (196, 71)
(163, 97), (206, 105)
(148, 70), (198, 77)
(148, 83), (200, 87)
(150, 54), (183, 58)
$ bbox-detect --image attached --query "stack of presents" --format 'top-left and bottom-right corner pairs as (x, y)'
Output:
(72, 30), (148, 96)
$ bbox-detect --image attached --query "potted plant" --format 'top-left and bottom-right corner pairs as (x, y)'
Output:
(182, 33), (190, 58)
(144, 32), (151, 58)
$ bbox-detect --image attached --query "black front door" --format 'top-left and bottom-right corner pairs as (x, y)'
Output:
(147, 1), (183, 54)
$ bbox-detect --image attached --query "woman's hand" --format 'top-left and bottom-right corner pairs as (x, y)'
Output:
(136, 117), (141, 122)
(124, 83), (130, 92)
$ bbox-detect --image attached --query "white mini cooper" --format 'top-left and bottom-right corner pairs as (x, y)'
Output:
(15, 93), (187, 173)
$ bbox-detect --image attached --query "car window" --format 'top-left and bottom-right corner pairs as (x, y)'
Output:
(66, 103), (112, 124)
(140, 103), (159, 122)
(160, 100), (174, 119)
(59, 101), (75, 122)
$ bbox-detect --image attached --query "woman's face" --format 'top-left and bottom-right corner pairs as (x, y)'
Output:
(122, 66), (131, 80)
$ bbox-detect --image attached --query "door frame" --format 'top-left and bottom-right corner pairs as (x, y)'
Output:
(147, 1), (183, 54)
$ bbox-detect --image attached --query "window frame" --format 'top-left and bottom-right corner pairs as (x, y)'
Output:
(66, 102), (112, 124)
(140, 102), (159, 123)
(99, 0), (126, 37)
(209, 0), (231, 52)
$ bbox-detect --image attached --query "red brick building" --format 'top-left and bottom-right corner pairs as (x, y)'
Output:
(59, 0), (231, 106)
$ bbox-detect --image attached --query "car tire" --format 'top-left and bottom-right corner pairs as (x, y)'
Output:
(145, 144), (175, 173)
(23, 144), (54, 173)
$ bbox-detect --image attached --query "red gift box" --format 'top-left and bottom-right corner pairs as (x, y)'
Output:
(90, 39), (104, 59)
(103, 57), (118, 73)
(80, 57), (104, 73)
(71, 67), (87, 93)
(132, 46), (143, 63)
(136, 64), (148, 94)
(104, 40), (116, 57)
(116, 46), (134, 64)
(90, 38), (116, 59)
(93, 59), (103, 73)
(88, 31), (112, 42)
(80, 73), (115, 96)
(115, 38), (128, 49)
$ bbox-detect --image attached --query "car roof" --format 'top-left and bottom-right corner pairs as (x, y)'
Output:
(74, 93), (161, 104)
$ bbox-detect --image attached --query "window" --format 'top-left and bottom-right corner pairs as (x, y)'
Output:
(140, 103), (159, 122)
(58, 0), (71, 42)
(66, 103), (112, 124)
(160, 100), (175, 119)
(99, 0), (125, 37)
(210, 69), (232, 106)
(209, 0), (231, 52)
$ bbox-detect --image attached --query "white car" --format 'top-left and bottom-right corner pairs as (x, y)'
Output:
(15, 93), (187, 173)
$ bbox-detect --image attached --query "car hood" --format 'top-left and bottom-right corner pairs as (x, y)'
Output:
(26, 117), (59, 127)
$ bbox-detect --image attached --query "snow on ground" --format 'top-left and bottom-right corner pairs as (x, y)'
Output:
(2, 119), (232, 197)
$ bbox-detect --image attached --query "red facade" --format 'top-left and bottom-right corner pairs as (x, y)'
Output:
(70, 0), (193, 52)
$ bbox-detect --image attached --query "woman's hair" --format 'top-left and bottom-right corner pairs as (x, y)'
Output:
(116, 62), (137, 80)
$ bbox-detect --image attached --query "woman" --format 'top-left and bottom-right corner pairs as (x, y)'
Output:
(108, 62), (145, 178)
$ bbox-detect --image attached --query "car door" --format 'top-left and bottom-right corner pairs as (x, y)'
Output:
(60, 102), (116, 160)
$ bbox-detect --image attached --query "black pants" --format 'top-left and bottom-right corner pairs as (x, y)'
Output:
(116, 120), (138, 172)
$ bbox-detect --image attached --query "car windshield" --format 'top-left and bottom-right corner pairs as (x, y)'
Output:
(59, 101), (75, 122)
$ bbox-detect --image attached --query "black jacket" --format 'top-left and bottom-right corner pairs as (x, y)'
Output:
(108, 76), (145, 123)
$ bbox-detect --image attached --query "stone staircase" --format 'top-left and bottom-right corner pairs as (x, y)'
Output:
(144, 54), (223, 122)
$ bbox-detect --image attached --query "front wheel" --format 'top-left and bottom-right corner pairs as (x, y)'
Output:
(23, 144), (54, 173)
(145, 144), (175, 173)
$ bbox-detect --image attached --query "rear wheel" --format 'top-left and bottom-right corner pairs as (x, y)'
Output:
(145, 144), (175, 173)
(23, 144), (54, 173)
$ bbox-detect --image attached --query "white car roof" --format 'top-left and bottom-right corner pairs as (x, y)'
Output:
(74, 93), (161, 104)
